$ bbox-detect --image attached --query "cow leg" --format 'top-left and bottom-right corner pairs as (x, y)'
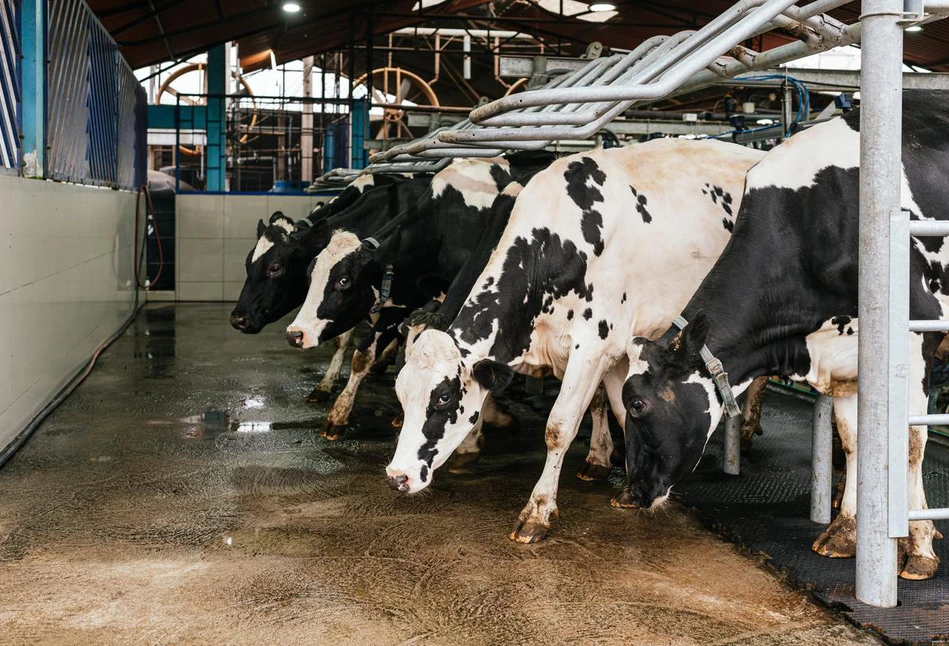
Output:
(320, 326), (396, 440)
(511, 353), (608, 543)
(577, 383), (613, 482)
(447, 417), (486, 474)
(740, 376), (768, 451)
(812, 393), (857, 558)
(370, 336), (400, 374)
(482, 393), (517, 430)
(306, 329), (354, 403)
(899, 332), (939, 580)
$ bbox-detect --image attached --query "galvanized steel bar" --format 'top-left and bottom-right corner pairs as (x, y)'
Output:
(908, 507), (949, 521)
(909, 319), (949, 332)
(811, 394), (834, 524)
(723, 415), (741, 475)
(909, 220), (949, 236)
(855, 0), (903, 609)
(908, 414), (949, 425)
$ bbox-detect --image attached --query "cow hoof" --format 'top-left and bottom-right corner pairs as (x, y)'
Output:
(812, 515), (856, 558)
(446, 451), (481, 474)
(610, 489), (638, 509)
(576, 461), (611, 482)
(320, 420), (348, 441)
(369, 362), (389, 375)
(391, 413), (404, 428)
(509, 519), (549, 544)
(831, 477), (846, 509)
(900, 554), (940, 580)
(306, 389), (332, 404)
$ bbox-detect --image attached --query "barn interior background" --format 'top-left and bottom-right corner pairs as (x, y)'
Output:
(2, 0), (949, 643)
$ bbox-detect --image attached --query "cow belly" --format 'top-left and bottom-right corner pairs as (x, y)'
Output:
(801, 317), (860, 397)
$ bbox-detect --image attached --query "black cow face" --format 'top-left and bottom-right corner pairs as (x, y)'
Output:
(230, 214), (330, 334)
(285, 232), (382, 348)
(619, 313), (718, 508)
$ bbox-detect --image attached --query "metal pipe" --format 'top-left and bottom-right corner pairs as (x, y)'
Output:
(909, 319), (949, 332)
(908, 507), (949, 521)
(723, 416), (741, 475)
(811, 395), (834, 524)
(855, 0), (904, 609)
(467, 0), (798, 121)
(393, 27), (537, 40)
(908, 414), (949, 425)
(909, 220), (949, 236)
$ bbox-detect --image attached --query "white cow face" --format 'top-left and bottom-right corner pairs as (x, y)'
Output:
(386, 330), (512, 493)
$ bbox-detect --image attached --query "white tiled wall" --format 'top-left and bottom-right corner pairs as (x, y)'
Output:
(0, 176), (138, 455)
(176, 194), (329, 302)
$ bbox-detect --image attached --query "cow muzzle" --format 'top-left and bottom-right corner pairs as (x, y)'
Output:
(286, 330), (305, 348)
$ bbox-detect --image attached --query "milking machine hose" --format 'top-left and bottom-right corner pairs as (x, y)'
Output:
(0, 186), (156, 468)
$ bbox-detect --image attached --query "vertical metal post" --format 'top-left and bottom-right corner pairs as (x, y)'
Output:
(301, 56), (314, 183)
(205, 43), (227, 192)
(810, 394), (834, 524)
(856, 0), (904, 608)
(723, 415), (740, 475)
(20, 0), (45, 178)
(463, 33), (472, 79)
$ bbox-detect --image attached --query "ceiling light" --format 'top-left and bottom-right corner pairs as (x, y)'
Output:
(282, 2), (302, 13)
(905, 24), (923, 32)
(589, 2), (617, 10)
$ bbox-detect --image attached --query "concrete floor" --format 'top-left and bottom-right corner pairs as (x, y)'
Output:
(0, 303), (882, 645)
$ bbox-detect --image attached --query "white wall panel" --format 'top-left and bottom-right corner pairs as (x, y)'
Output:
(176, 194), (312, 302)
(0, 176), (138, 455)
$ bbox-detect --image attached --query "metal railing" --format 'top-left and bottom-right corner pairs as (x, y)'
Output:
(47, 0), (146, 189)
(0, 0), (19, 171)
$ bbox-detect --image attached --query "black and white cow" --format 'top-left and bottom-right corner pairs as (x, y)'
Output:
(386, 138), (765, 543)
(620, 91), (949, 580)
(230, 174), (430, 400)
(286, 153), (556, 439)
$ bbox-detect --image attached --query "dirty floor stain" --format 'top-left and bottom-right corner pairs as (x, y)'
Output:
(0, 304), (881, 645)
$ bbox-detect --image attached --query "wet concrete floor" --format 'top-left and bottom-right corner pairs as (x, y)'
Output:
(0, 303), (882, 645)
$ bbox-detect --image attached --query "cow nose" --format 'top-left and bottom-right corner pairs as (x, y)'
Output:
(286, 330), (305, 348)
(386, 473), (410, 492)
(230, 312), (249, 331)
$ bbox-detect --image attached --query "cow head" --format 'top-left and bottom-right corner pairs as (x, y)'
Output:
(230, 213), (330, 333)
(619, 312), (722, 509)
(285, 230), (383, 348)
(385, 329), (512, 493)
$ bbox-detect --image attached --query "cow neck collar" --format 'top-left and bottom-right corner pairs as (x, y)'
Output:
(671, 316), (741, 419)
(362, 237), (394, 313)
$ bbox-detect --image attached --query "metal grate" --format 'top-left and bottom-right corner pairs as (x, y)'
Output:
(46, 0), (145, 189)
(86, 12), (118, 185)
(0, 0), (19, 170)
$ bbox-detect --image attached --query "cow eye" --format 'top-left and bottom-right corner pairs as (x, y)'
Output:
(630, 399), (647, 415)
(268, 263), (283, 278)
(337, 276), (351, 290)
(434, 393), (452, 409)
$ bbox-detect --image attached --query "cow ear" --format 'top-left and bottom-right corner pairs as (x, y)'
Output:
(472, 360), (515, 394)
(674, 311), (709, 368)
(299, 219), (330, 252)
(269, 210), (286, 224)
(257, 219), (267, 239)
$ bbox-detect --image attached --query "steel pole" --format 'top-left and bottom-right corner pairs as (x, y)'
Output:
(811, 394), (834, 524)
(856, 0), (904, 608)
(723, 416), (741, 475)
